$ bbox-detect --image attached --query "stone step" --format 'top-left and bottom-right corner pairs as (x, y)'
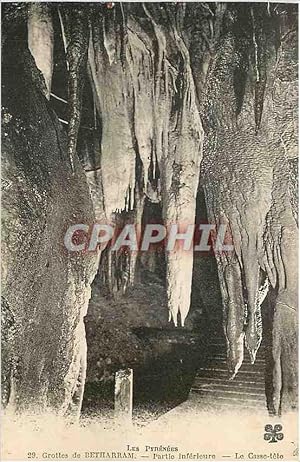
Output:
(192, 337), (267, 411)
(205, 357), (265, 368)
(195, 369), (265, 384)
(207, 355), (265, 364)
(193, 377), (265, 391)
(211, 350), (265, 356)
(189, 394), (266, 411)
(198, 364), (265, 375)
(191, 389), (267, 405)
(208, 343), (265, 354)
(191, 383), (265, 397)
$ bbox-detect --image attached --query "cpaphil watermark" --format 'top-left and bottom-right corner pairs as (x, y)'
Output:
(63, 222), (234, 254)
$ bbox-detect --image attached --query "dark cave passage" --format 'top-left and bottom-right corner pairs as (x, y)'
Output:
(80, 188), (216, 421)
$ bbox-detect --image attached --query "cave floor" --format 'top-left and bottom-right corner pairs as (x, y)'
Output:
(141, 399), (297, 460)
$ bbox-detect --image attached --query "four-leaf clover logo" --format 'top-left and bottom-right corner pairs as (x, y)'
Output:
(264, 424), (284, 443)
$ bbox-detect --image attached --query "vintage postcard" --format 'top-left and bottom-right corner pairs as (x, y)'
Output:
(1, 1), (298, 461)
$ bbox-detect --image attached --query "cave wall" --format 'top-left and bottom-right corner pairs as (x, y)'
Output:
(2, 15), (98, 416)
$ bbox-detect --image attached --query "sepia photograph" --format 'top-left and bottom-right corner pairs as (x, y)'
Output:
(1, 1), (298, 460)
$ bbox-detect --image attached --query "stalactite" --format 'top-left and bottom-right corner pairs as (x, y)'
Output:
(164, 107), (203, 325)
(202, 122), (274, 369)
(142, 4), (171, 174)
(57, 7), (68, 69)
(87, 7), (147, 293)
(64, 7), (90, 173)
(27, 3), (54, 100)
(87, 4), (204, 312)
(125, 13), (160, 290)
(126, 18), (154, 194)
(88, 12), (135, 220)
(143, 4), (203, 326)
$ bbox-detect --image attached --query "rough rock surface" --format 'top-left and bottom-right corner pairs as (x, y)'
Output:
(2, 35), (97, 416)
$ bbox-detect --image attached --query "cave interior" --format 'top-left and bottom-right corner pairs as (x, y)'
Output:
(1, 2), (298, 421)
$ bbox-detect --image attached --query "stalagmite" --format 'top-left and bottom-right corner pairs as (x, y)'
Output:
(222, 259), (245, 379)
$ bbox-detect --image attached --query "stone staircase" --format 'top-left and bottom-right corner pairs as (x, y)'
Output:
(191, 333), (267, 411)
